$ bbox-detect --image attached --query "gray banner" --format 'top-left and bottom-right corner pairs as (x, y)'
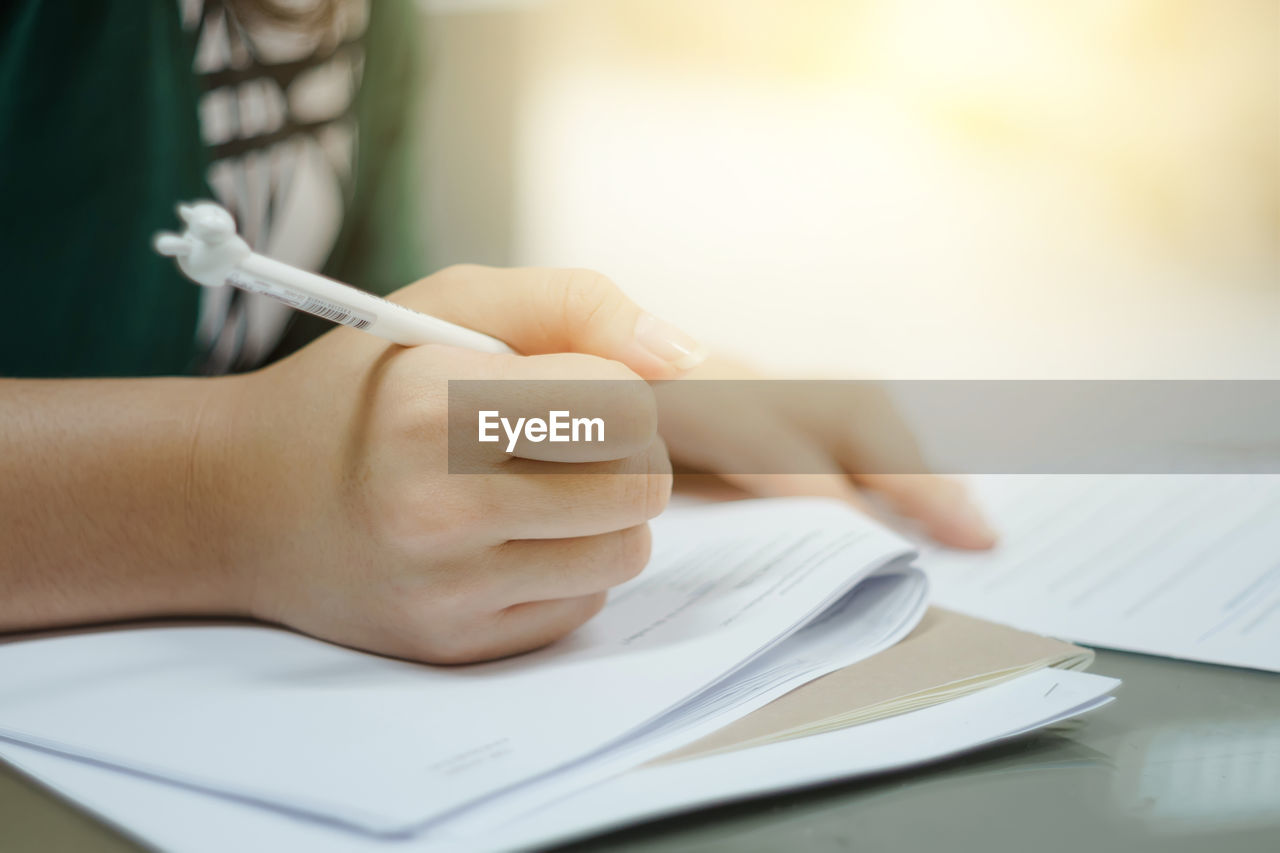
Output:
(447, 380), (1280, 474)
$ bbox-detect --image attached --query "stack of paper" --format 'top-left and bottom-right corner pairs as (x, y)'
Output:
(0, 500), (929, 835)
(0, 614), (1117, 852)
(0, 497), (1121, 850)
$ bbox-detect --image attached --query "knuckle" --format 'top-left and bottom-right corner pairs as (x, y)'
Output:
(407, 389), (451, 443)
(373, 481), (483, 554)
(612, 524), (652, 584)
(642, 443), (673, 520)
(606, 449), (670, 526)
(556, 269), (620, 330)
(380, 360), (449, 435)
(601, 378), (660, 453)
(615, 472), (652, 524)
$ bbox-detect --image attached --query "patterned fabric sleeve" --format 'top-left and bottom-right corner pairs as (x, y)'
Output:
(187, 0), (428, 371)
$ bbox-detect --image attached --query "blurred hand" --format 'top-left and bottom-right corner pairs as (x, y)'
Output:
(655, 357), (996, 549)
(205, 266), (694, 663)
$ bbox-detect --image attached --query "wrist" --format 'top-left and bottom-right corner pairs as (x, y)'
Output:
(191, 363), (343, 625)
(184, 372), (269, 619)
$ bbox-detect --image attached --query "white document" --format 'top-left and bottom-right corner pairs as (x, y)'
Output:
(921, 475), (1280, 672)
(0, 499), (923, 835)
(0, 669), (1119, 853)
(438, 566), (925, 836)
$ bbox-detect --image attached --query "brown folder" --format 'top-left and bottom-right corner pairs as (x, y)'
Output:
(656, 608), (1091, 764)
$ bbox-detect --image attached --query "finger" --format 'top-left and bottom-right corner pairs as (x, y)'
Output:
(488, 524), (652, 604)
(853, 474), (997, 549)
(718, 472), (870, 510)
(477, 441), (673, 540)
(665, 404), (868, 507)
(402, 265), (707, 380)
(476, 593), (609, 661)
(775, 381), (930, 476)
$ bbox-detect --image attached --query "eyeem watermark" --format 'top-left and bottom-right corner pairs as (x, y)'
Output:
(451, 379), (1280, 473)
(478, 410), (606, 454)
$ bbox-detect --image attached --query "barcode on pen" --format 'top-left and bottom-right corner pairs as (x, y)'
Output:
(298, 297), (374, 331)
(223, 272), (376, 330)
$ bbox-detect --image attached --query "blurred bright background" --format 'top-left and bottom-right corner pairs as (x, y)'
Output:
(416, 0), (1278, 378)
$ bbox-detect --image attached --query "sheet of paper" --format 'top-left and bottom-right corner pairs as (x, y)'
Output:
(0, 498), (917, 834)
(921, 475), (1280, 672)
(0, 670), (1120, 853)
(490, 669), (1118, 851)
(436, 567), (926, 836)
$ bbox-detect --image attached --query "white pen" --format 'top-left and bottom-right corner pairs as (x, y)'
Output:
(154, 201), (515, 355)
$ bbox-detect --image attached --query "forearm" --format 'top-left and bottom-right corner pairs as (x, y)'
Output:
(0, 376), (251, 632)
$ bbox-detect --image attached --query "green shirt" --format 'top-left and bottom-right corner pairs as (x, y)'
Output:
(0, 1), (425, 378)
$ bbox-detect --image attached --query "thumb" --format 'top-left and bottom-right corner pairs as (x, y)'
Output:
(402, 265), (708, 380)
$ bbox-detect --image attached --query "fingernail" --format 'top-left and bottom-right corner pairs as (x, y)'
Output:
(634, 313), (708, 371)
